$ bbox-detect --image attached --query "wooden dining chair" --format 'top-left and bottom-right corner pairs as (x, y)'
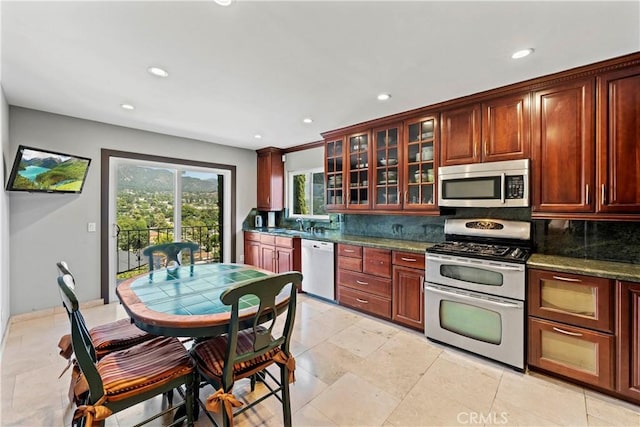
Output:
(190, 271), (302, 427)
(57, 271), (196, 427)
(56, 261), (156, 360)
(142, 241), (200, 278)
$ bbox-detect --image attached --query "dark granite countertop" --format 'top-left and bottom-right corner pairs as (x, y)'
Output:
(244, 228), (432, 253)
(527, 254), (640, 282)
(246, 229), (640, 281)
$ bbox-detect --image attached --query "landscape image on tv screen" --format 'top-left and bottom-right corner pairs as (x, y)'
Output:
(6, 145), (91, 193)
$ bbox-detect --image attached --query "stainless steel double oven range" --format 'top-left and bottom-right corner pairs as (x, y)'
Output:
(424, 218), (531, 370)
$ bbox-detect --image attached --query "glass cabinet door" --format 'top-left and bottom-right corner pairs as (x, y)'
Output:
(325, 137), (344, 208)
(405, 116), (437, 209)
(373, 125), (401, 209)
(347, 132), (370, 208)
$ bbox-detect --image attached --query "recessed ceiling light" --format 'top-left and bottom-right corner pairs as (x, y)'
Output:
(214, 0), (233, 6)
(512, 48), (535, 59)
(303, 118), (313, 124)
(121, 103), (135, 110)
(254, 134), (262, 139)
(147, 66), (169, 77)
(377, 93), (391, 101)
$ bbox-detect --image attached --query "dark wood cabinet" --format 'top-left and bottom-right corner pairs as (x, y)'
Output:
(325, 136), (345, 209)
(345, 132), (371, 209)
(274, 236), (301, 273)
(440, 94), (529, 166)
(243, 231), (260, 267)
(528, 269), (613, 333)
(403, 116), (438, 210)
(372, 123), (402, 210)
(482, 93), (530, 163)
(440, 103), (481, 166)
(528, 317), (615, 389)
(527, 268), (616, 393)
(392, 251), (425, 331)
(617, 281), (640, 401)
(243, 231), (300, 273)
(532, 79), (595, 214)
(336, 243), (391, 319)
(256, 147), (284, 211)
(597, 66), (640, 214)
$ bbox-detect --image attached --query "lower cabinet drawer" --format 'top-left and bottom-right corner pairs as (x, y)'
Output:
(337, 270), (391, 298)
(337, 255), (363, 273)
(338, 286), (391, 319)
(528, 317), (614, 390)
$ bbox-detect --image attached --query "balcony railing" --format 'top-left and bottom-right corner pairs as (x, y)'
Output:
(116, 225), (221, 275)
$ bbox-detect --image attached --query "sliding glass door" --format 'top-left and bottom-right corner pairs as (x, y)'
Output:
(106, 154), (232, 302)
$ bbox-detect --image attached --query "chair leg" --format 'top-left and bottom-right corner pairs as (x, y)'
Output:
(166, 389), (174, 406)
(280, 366), (292, 427)
(185, 374), (195, 426)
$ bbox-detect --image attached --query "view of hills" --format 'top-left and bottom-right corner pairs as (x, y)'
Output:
(117, 164), (218, 193)
(20, 156), (62, 170)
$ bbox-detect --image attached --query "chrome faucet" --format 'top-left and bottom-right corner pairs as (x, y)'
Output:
(295, 218), (304, 231)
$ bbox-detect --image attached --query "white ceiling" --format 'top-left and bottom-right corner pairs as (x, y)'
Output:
(2, 1), (639, 151)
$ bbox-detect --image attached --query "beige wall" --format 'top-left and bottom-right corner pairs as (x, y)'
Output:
(8, 107), (257, 315)
(0, 86), (10, 337)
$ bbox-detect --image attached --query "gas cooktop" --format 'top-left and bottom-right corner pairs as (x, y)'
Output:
(427, 241), (530, 263)
(427, 218), (532, 263)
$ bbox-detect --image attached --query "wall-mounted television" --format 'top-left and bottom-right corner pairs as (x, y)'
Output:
(5, 145), (92, 193)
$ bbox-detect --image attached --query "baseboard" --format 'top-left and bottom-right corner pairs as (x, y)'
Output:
(10, 298), (105, 323)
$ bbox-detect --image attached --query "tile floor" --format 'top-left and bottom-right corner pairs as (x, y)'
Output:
(2, 294), (639, 427)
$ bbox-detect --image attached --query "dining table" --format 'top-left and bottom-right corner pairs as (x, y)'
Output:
(116, 263), (283, 338)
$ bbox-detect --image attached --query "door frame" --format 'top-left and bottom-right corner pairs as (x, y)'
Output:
(100, 149), (237, 303)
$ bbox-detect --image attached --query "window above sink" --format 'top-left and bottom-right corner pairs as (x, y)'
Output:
(287, 167), (328, 220)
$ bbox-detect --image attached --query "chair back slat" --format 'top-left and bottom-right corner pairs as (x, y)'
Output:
(142, 241), (199, 271)
(57, 273), (105, 402)
(219, 272), (302, 384)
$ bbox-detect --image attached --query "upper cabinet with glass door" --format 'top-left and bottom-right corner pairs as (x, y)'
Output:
(404, 116), (438, 211)
(325, 136), (345, 210)
(347, 132), (371, 209)
(373, 124), (402, 210)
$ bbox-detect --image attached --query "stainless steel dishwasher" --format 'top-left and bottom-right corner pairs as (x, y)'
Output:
(301, 239), (335, 301)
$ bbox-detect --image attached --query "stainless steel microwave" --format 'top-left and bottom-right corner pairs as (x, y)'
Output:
(438, 159), (530, 208)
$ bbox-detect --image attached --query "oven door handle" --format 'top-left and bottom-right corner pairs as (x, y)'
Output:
(425, 285), (522, 309)
(427, 255), (523, 271)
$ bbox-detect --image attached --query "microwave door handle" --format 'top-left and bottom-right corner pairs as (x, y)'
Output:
(501, 173), (506, 204)
(426, 285), (521, 309)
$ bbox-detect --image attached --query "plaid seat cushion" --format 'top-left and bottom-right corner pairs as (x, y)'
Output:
(90, 318), (156, 359)
(191, 327), (279, 381)
(98, 336), (194, 402)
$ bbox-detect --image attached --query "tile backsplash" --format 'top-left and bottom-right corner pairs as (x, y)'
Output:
(342, 208), (640, 265)
(259, 207), (640, 265)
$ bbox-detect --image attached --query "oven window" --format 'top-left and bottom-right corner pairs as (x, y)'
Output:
(441, 176), (500, 199)
(440, 265), (504, 286)
(440, 300), (502, 345)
